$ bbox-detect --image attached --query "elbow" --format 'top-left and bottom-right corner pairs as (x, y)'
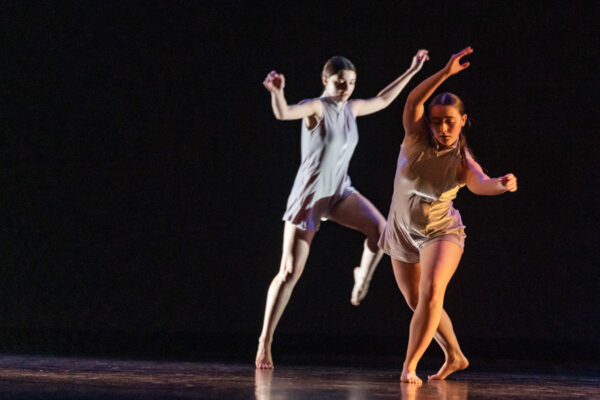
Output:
(403, 101), (418, 115)
(273, 109), (287, 120)
(466, 180), (485, 196)
(379, 96), (392, 109)
(404, 92), (420, 108)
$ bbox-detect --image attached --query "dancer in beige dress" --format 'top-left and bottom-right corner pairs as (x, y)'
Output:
(379, 47), (518, 384)
(256, 50), (430, 369)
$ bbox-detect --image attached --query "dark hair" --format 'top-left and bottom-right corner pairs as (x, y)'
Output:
(322, 56), (356, 78)
(427, 92), (473, 166)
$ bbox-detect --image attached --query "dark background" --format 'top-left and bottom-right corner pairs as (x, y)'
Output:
(3, 1), (599, 367)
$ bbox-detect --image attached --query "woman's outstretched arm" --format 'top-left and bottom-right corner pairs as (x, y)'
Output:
(403, 47), (473, 138)
(350, 50), (429, 118)
(263, 71), (322, 120)
(465, 157), (518, 195)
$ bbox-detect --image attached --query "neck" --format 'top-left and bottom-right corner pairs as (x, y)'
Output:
(430, 132), (459, 150)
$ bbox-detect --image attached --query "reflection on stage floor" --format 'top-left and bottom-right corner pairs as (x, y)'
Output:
(0, 355), (598, 399)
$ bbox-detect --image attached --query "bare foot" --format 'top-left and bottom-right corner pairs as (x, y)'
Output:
(255, 340), (274, 369)
(400, 368), (422, 385)
(351, 267), (369, 306)
(428, 355), (469, 380)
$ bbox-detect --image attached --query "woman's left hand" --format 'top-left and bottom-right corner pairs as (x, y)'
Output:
(498, 173), (518, 192)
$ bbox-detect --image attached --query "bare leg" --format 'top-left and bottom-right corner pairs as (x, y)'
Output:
(256, 222), (316, 369)
(328, 193), (386, 305)
(392, 258), (468, 380)
(400, 241), (463, 384)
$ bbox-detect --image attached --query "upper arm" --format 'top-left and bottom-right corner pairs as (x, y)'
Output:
(465, 156), (491, 193)
(279, 98), (322, 120)
(402, 102), (426, 136)
(349, 97), (387, 117)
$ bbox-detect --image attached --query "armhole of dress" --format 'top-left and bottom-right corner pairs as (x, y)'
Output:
(346, 100), (357, 119)
(304, 98), (325, 131)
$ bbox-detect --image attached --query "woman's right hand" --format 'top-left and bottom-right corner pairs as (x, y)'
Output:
(263, 70), (285, 92)
(444, 47), (473, 75)
(410, 49), (430, 71)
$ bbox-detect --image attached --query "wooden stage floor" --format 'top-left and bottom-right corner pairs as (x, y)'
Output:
(0, 354), (598, 399)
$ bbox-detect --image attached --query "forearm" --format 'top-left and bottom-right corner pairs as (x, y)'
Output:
(405, 67), (450, 108)
(270, 91), (290, 120)
(469, 177), (507, 196)
(376, 66), (422, 106)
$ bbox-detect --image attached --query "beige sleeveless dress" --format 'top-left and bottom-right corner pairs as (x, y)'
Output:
(378, 134), (466, 263)
(283, 97), (359, 231)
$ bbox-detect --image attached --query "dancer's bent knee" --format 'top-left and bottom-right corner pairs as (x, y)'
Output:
(419, 283), (445, 309)
(278, 257), (302, 283)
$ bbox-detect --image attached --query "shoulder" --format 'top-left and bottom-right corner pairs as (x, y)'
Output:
(402, 125), (429, 148)
(347, 98), (359, 114)
(299, 97), (322, 105)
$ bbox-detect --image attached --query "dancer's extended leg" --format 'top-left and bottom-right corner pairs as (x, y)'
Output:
(392, 259), (468, 380)
(400, 240), (463, 384)
(256, 222), (315, 369)
(328, 193), (386, 305)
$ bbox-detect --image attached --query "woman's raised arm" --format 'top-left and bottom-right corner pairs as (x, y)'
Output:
(349, 50), (429, 117)
(403, 47), (473, 138)
(263, 71), (322, 121)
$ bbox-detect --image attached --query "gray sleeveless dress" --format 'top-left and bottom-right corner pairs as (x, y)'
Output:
(283, 97), (359, 231)
(378, 134), (467, 263)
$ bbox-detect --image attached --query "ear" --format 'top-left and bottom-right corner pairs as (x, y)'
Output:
(321, 75), (328, 86)
(461, 113), (468, 127)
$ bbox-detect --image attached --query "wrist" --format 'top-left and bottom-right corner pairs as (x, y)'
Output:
(496, 180), (507, 193)
(439, 67), (452, 78)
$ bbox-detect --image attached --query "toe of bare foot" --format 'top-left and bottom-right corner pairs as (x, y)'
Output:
(401, 371), (422, 385)
(255, 360), (273, 369)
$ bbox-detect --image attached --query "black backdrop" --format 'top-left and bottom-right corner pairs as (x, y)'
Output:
(3, 1), (599, 364)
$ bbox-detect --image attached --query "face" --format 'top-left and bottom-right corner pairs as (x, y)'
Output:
(429, 105), (467, 147)
(322, 69), (356, 102)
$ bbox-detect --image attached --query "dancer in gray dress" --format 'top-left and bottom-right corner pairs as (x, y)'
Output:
(381, 47), (517, 384)
(256, 50), (430, 369)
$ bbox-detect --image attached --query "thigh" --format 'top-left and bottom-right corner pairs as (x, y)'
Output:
(391, 258), (421, 309)
(327, 193), (385, 235)
(419, 240), (463, 292)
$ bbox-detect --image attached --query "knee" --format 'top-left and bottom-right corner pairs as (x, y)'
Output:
(366, 223), (385, 251)
(377, 220), (386, 236)
(405, 296), (419, 311)
(372, 218), (386, 238)
(420, 281), (446, 308)
(399, 287), (419, 311)
(278, 256), (302, 283)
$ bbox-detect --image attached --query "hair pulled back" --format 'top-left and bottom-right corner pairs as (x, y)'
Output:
(428, 92), (473, 166)
(322, 56), (356, 78)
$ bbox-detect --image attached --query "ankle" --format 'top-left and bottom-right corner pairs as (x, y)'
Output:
(403, 361), (417, 373)
(446, 350), (465, 362)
